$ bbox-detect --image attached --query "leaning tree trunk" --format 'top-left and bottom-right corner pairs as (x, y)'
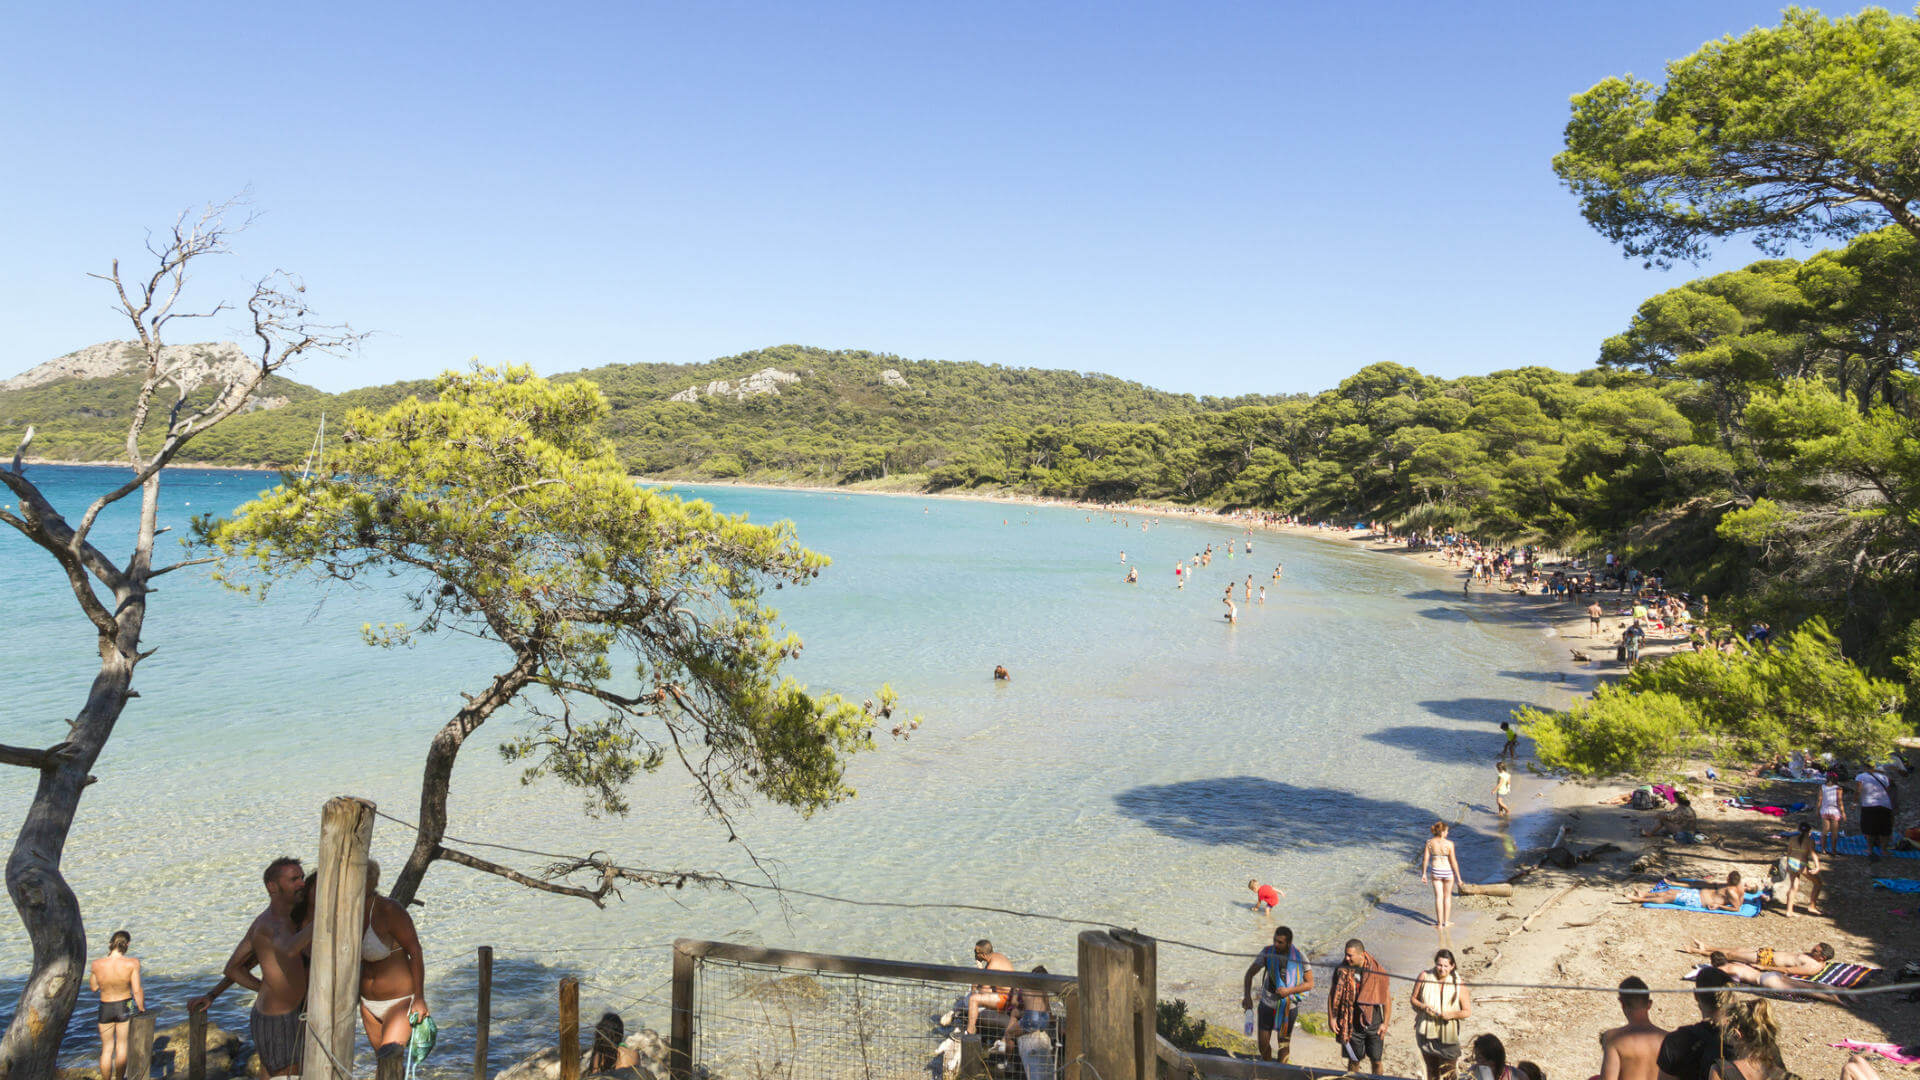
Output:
(1, 610), (143, 1080)
(387, 652), (540, 907)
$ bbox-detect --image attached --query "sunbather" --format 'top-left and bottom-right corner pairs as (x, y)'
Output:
(1681, 940), (1834, 977)
(1702, 953), (1841, 1005)
(1625, 872), (1746, 910)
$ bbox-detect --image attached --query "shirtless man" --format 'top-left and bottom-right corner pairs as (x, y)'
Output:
(1703, 952), (1842, 1004)
(964, 940), (1014, 1034)
(1587, 600), (1604, 636)
(1681, 940), (1834, 977)
(1597, 976), (1665, 1080)
(90, 930), (144, 1080)
(210, 857), (314, 1077)
(1625, 871), (1747, 911)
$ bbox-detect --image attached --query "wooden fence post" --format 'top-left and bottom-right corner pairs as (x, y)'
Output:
(474, 946), (494, 1080)
(559, 977), (581, 1080)
(375, 1049), (406, 1080)
(188, 1003), (208, 1080)
(669, 941), (696, 1080)
(1075, 931), (1137, 1080)
(125, 1012), (156, 1080)
(1111, 930), (1157, 1080)
(302, 796), (377, 1080)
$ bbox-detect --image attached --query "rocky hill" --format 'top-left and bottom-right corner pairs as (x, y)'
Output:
(0, 342), (1284, 476)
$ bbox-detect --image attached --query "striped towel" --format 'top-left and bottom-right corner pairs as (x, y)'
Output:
(1810, 961), (1877, 987)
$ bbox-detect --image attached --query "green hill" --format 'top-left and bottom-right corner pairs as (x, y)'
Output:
(0, 342), (1291, 481)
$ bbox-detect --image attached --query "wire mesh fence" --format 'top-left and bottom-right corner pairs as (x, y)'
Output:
(678, 942), (1076, 1080)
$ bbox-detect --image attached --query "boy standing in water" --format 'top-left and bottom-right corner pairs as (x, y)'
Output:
(1495, 761), (1512, 817)
(1500, 722), (1518, 760)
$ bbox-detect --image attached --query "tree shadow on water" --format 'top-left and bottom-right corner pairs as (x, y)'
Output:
(1419, 698), (1532, 725)
(1364, 724), (1498, 765)
(1113, 776), (1499, 867)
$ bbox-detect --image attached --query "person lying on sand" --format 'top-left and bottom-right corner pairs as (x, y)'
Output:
(1640, 793), (1696, 837)
(1682, 941), (1834, 977)
(1701, 952), (1841, 1005)
(1624, 871), (1746, 910)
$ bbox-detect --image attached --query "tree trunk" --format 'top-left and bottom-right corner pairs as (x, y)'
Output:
(2, 626), (141, 1080)
(388, 652), (541, 907)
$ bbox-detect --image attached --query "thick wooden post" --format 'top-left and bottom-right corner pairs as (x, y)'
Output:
(1075, 931), (1137, 1080)
(474, 946), (494, 1080)
(1111, 931), (1157, 1080)
(376, 1051), (406, 1080)
(188, 1004), (208, 1080)
(559, 977), (581, 1080)
(669, 941), (696, 1080)
(302, 796), (377, 1080)
(125, 1012), (156, 1080)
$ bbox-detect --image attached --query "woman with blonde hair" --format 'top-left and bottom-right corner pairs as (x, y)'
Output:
(1711, 998), (1787, 1080)
(1421, 822), (1463, 927)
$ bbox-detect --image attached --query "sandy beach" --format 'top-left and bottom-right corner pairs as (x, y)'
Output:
(1247, 524), (1917, 1079)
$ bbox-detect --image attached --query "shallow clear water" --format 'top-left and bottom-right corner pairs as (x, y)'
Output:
(1, 466), (1561, 1071)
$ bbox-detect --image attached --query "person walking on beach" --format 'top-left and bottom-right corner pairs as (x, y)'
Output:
(1421, 822), (1462, 927)
(1598, 976), (1666, 1080)
(1329, 939), (1392, 1075)
(1224, 596), (1237, 623)
(1819, 771), (1847, 857)
(209, 857), (314, 1077)
(1499, 722), (1517, 760)
(1239, 926), (1311, 1063)
(1587, 600), (1604, 636)
(1411, 949), (1469, 1080)
(1855, 761), (1899, 861)
(1494, 761), (1512, 818)
(1782, 821), (1824, 916)
(90, 930), (144, 1080)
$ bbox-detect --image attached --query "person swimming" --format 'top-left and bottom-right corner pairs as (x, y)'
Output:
(993, 665), (1011, 681)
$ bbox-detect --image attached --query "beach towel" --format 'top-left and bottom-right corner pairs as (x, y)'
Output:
(1870, 878), (1920, 893)
(1260, 945), (1308, 1020)
(1830, 1042), (1920, 1065)
(1809, 961), (1879, 988)
(1640, 882), (1764, 916)
(1818, 834), (1920, 859)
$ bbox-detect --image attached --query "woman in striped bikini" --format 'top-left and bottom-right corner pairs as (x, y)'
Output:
(1421, 822), (1463, 928)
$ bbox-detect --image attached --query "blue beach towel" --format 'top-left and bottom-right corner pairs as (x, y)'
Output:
(1260, 945), (1308, 1021)
(1640, 881), (1765, 916)
(1817, 834), (1920, 859)
(1870, 878), (1920, 893)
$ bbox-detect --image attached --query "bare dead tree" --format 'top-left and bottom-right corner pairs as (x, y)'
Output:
(0, 200), (361, 1080)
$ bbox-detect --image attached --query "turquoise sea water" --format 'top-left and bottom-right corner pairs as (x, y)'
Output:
(2, 465), (1565, 1070)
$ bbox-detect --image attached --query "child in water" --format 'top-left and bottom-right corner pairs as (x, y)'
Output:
(1494, 761), (1511, 817)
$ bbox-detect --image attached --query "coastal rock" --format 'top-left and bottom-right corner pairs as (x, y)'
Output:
(664, 367), (800, 403)
(0, 341), (289, 412)
(879, 368), (909, 390)
(494, 1047), (591, 1080)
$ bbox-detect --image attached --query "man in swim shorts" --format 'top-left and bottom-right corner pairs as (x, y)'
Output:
(964, 940), (1014, 1034)
(210, 857), (313, 1077)
(1681, 941), (1834, 977)
(1240, 926), (1311, 1063)
(1626, 871), (1747, 911)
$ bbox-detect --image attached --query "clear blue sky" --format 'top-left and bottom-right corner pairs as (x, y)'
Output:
(0, 2), (1863, 396)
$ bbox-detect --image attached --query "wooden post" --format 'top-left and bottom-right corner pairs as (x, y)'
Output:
(302, 796), (378, 1080)
(669, 941), (696, 1080)
(559, 977), (581, 1080)
(1111, 930), (1157, 1080)
(375, 1051), (406, 1080)
(125, 1012), (156, 1080)
(1060, 983), (1082, 1080)
(188, 1003), (208, 1080)
(474, 946), (494, 1080)
(1075, 931), (1137, 1080)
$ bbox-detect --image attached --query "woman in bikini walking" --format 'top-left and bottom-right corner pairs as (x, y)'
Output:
(1421, 822), (1463, 928)
(359, 860), (431, 1060)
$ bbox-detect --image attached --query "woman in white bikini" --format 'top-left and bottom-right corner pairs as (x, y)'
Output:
(1421, 822), (1462, 928)
(359, 860), (430, 1060)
